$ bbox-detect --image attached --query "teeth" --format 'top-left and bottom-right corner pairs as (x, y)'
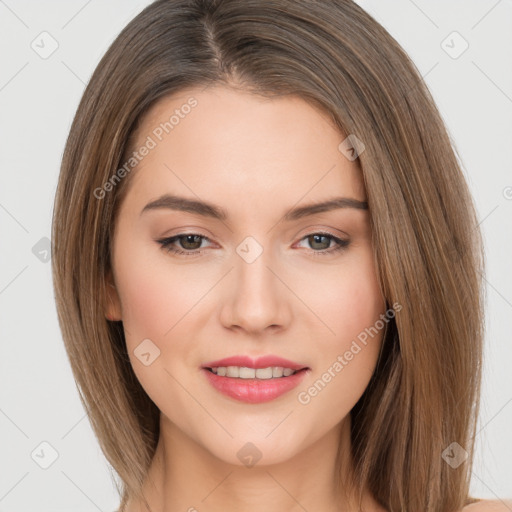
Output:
(210, 366), (298, 379)
(239, 366), (256, 378)
(272, 367), (284, 377)
(226, 366), (239, 378)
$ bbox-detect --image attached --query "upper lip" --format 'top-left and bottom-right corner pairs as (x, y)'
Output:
(202, 355), (308, 371)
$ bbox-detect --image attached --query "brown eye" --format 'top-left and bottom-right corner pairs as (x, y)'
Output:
(157, 233), (211, 256)
(177, 234), (203, 250)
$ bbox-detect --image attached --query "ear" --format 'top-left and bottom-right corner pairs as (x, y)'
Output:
(104, 269), (122, 321)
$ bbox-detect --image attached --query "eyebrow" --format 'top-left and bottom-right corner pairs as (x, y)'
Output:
(140, 194), (368, 221)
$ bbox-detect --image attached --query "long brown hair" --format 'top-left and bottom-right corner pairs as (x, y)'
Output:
(51, 1), (485, 510)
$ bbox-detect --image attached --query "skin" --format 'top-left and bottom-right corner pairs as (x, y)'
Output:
(104, 84), (391, 512)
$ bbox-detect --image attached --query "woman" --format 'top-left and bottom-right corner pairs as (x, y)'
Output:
(51, 0), (511, 510)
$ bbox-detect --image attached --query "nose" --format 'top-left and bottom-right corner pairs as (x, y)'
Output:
(219, 244), (293, 335)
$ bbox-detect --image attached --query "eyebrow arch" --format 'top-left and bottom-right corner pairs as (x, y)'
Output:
(140, 194), (368, 221)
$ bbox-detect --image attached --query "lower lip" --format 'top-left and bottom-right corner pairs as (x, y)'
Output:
(202, 368), (309, 404)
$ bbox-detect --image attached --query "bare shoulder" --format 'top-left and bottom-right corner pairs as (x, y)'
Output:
(462, 499), (512, 511)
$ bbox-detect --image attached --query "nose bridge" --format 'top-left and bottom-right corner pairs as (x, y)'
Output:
(236, 239), (274, 296)
(221, 234), (291, 332)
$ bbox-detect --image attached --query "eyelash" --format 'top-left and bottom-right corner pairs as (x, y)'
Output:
(156, 232), (350, 257)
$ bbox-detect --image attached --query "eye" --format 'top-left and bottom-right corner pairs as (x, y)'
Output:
(157, 233), (212, 256)
(295, 232), (350, 256)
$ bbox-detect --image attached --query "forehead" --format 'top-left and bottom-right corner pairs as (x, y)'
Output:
(123, 85), (366, 215)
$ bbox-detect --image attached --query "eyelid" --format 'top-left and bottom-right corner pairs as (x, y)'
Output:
(293, 225), (349, 240)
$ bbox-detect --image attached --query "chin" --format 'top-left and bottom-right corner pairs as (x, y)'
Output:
(197, 429), (304, 468)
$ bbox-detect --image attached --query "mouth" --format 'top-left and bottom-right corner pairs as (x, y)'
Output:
(201, 355), (310, 403)
(205, 366), (304, 379)
(201, 354), (308, 372)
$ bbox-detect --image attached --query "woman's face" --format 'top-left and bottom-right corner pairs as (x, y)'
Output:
(106, 85), (387, 466)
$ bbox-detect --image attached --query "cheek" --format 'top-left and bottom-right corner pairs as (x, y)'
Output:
(300, 248), (384, 344)
(296, 249), (385, 406)
(114, 241), (205, 345)
(112, 244), (206, 402)
(117, 265), (172, 343)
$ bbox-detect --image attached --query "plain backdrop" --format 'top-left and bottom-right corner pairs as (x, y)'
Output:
(0, 1), (511, 510)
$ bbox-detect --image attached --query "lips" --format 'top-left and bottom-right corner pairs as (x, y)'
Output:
(201, 354), (310, 404)
(201, 355), (308, 371)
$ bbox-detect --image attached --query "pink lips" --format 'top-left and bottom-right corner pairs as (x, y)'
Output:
(201, 354), (310, 404)
(202, 355), (307, 371)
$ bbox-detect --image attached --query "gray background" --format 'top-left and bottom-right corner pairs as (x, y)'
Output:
(0, 0), (511, 510)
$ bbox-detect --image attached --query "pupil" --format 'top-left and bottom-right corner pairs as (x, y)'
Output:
(182, 235), (201, 249)
(310, 234), (328, 250)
